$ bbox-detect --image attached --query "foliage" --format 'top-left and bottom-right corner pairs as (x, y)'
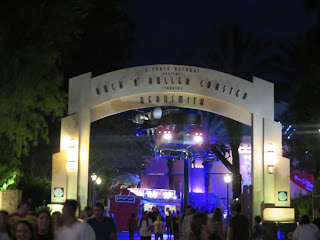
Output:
(18, 174), (51, 208)
(90, 111), (153, 198)
(314, 177), (320, 195)
(291, 195), (313, 221)
(189, 193), (224, 213)
(0, 0), (91, 187)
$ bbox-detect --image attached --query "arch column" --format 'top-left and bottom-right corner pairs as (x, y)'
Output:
(252, 113), (264, 219)
(78, 108), (91, 209)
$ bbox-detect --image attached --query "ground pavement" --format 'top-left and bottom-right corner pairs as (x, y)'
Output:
(117, 232), (172, 240)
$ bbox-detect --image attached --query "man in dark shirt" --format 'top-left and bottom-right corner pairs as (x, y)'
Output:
(87, 202), (117, 240)
(227, 203), (249, 240)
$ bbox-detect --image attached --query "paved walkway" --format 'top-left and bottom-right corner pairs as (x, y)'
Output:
(117, 232), (173, 240)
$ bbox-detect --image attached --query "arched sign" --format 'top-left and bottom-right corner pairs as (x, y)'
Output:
(50, 65), (294, 222)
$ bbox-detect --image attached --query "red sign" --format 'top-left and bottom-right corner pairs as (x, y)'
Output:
(290, 170), (314, 192)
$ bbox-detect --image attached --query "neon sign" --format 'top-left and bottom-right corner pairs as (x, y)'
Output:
(290, 170), (314, 192)
(128, 188), (176, 199)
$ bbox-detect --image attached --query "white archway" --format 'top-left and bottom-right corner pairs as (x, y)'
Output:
(49, 65), (294, 222)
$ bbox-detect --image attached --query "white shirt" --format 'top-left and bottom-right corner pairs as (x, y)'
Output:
(56, 221), (96, 240)
(293, 223), (319, 240)
(138, 218), (153, 237)
(0, 232), (10, 240)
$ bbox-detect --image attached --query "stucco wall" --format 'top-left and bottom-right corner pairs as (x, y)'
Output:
(0, 190), (22, 213)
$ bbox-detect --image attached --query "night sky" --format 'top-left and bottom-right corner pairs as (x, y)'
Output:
(128, 0), (315, 66)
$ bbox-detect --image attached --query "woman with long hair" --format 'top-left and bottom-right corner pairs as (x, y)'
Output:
(15, 221), (34, 240)
(35, 210), (53, 240)
(212, 208), (224, 240)
(189, 213), (214, 240)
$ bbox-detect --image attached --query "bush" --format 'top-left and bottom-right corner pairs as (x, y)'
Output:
(291, 195), (313, 221)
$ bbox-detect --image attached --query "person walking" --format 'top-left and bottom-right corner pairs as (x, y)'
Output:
(166, 211), (173, 240)
(189, 213), (214, 240)
(153, 215), (165, 240)
(252, 216), (266, 240)
(15, 221), (34, 240)
(56, 199), (95, 240)
(138, 211), (153, 240)
(212, 208), (224, 240)
(35, 209), (53, 240)
(127, 213), (137, 240)
(172, 211), (180, 240)
(227, 203), (249, 240)
(292, 215), (320, 240)
(87, 202), (117, 240)
(180, 206), (193, 240)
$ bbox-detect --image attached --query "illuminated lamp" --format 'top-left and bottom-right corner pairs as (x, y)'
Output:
(266, 143), (277, 174)
(163, 131), (172, 141)
(194, 132), (203, 144)
(91, 173), (97, 181)
(96, 177), (102, 185)
(67, 139), (78, 171)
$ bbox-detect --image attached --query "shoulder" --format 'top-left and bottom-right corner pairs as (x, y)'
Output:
(310, 223), (319, 231)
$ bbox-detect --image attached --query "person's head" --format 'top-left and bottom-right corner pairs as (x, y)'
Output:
(255, 216), (262, 225)
(186, 205), (192, 215)
(157, 214), (162, 221)
(176, 211), (180, 218)
(84, 206), (92, 217)
(52, 211), (63, 227)
(152, 207), (157, 213)
(142, 211), (148, 219)
(213, 208), (222, 222)
(299, 215), (310, 225)
(0, 211), (9, 225)
(190, 213), (213, 240)
(37, 209), (52, 235)
(94, 202), (104, 220)
(18, 199), (32, 215)
(234, 203), (242, 214)
(16, 221), (34, 240)
(131, 213), (136, 218)
(62, 199), (78, 221)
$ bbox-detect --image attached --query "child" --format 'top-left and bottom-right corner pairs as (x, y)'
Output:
(153, 214), (165, 240)
(253, 216), (266, 240)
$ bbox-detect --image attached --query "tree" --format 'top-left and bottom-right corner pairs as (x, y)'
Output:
(89, 111), (153, 198)
(0, 0), (90, 189)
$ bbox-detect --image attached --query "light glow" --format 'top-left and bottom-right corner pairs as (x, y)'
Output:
(91, 173), (97, 181)
(67, 139), (78, 171)
(96, 177), (102, 185)
(194, 134), (203, 144)
(163, 131), (172, 141)
(224, 174), (232, 183)
(266, 143), (277, 174)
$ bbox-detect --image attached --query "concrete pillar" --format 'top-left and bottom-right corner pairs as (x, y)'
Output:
(252, 113), (264, 218)
(78, 108), (91, 209)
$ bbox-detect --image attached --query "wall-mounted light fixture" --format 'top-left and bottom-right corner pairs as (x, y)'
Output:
(266, 143), (277, 174)
(67, 139), (78, 171)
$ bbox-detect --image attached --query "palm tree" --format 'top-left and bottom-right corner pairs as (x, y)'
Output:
(194, 22), (280, 198)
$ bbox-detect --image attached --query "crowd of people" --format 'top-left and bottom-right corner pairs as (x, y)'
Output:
(0, 199), (117, 240)
(129, 205), (320, 240)
(2, 197), (320, 240)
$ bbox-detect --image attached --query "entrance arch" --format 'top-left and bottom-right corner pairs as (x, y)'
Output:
(50, 65), (294, 222)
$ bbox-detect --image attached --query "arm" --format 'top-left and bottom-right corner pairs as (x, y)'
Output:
(227, 227), (233, 240)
